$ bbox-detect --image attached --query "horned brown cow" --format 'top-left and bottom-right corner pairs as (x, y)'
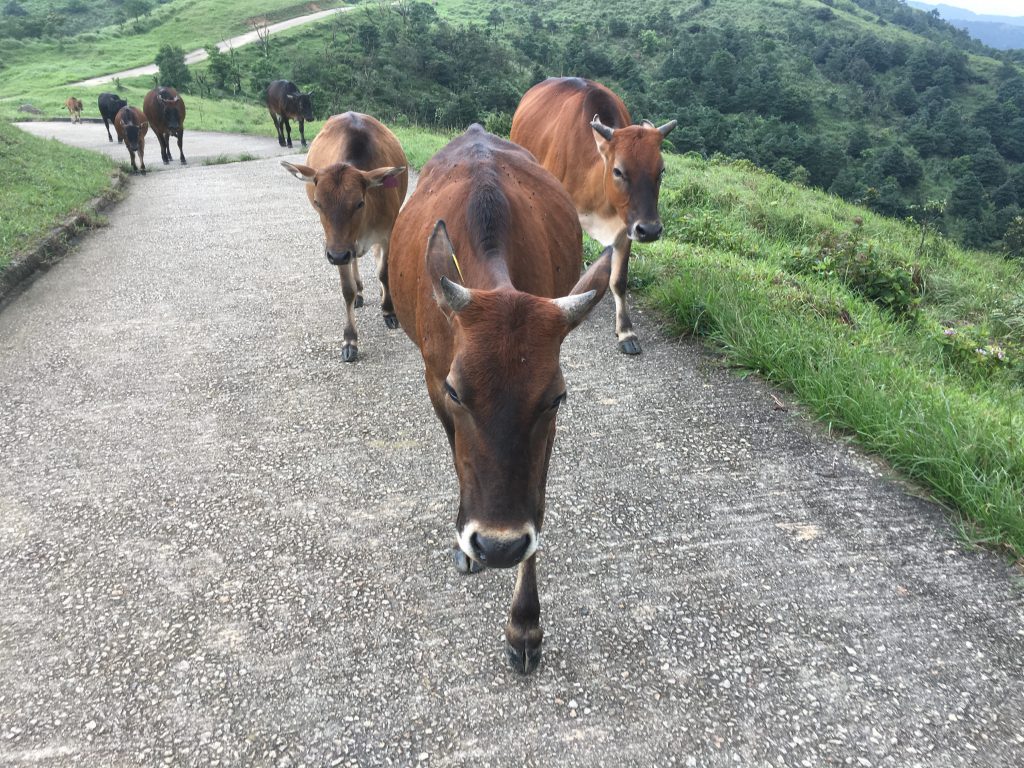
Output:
(282, 112), (407, 362)
(114, 106), (148, 174)
(143, 87), (186, 165)
(389, 125), (611, 673)
(511, 77), (676, 355)
(64, 97), (83, 124)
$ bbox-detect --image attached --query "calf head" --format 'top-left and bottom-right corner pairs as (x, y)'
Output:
(118, 108), (141, 151)
(590, 116), (677, 243)
(281, 161), (406, 265)
(287, 91), (314, 122)
(425, 221), (610, 569)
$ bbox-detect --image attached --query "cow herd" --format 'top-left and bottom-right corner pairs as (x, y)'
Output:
(64, 75), (676, 674)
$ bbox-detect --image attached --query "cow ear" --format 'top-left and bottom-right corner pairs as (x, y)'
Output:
(553, 246), (611, 331)
(281, 161), (316, 183)
(364, 166), (407, 189)
(426, 220), (470, 317)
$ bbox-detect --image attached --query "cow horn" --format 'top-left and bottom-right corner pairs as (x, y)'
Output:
(590, 115), (614, 141)
(657, 120), (677, 137)
(552, 290), (597, 326)
(641, 119), (655, 128)
(439, 276), (471, 312)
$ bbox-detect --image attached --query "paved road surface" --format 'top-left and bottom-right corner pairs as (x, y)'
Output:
(69, 6), (351, 88)
(1, 128), (1023, 767)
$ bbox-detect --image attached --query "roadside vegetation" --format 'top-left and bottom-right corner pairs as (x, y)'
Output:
(0, 119), (116, 273)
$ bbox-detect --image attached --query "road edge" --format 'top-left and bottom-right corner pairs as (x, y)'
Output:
(0, 171), (127, 306)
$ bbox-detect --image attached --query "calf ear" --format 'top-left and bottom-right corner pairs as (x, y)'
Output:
(280, 161), (317, 183)
(553, 246), (612, 331)
(364, 166), (407, 189)
(426, 220), (470, 317)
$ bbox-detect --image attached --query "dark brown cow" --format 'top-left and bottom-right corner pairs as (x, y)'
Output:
(143, 87), (186, 165)
(281, 112), (407, 362)
(511, 77), (676, 355)
(114, 106), (148, 173)
(65, 97), (83, 124)
(389, 125), (611, 673)
(98, 93), (127, 142)
(266, 80), (314, 148)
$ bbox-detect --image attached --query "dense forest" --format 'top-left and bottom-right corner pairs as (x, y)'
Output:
(4, 0), (1024, 253)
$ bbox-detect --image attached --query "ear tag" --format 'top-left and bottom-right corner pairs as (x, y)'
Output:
(382, 175), (399, 189)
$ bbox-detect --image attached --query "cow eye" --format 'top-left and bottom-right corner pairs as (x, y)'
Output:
(445, 381), (461, 405)
(356, 200), (365, 210)
(612, 167), (624, 179)
(551, 392), (567, 410)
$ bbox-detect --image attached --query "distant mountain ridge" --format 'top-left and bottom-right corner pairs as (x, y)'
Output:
(908, 2), (1024, 49)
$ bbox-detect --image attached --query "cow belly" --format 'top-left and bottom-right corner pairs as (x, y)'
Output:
(578, 211), (624, 248)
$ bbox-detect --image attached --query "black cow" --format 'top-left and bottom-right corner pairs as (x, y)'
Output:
(266, 80), (314, 148)
(98, 92), (128, 143)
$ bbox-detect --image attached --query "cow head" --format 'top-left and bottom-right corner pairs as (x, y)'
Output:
(286, 91), (314, 122)
(118, 109), (142, 151)
(425, 221), (610, 569)
(590, 116), (677, 243)
(158, 91), (182, 131)
(110, 96), (128, 113)
(281, 160), (406, 265)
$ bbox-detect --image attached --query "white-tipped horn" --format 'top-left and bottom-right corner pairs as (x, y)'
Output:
(439, 276), (471, 312)
(590, 115), (614, 141)
(657, 119), (677, 137)
(552, 290), (597, 326)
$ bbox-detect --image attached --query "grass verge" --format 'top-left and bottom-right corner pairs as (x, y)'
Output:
(0, 120), (118, 274)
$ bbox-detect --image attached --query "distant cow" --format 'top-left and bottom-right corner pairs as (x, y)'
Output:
(97, 92), (128, 142)
(65, 97), (83, 124)
(266, 80), (314, 148)
(143, 87), (186, 165)
(388, 125), (611, 673)
(511, 77), (676, 355)
(281, 112), (407, 362)
(114, 106), (148, 173)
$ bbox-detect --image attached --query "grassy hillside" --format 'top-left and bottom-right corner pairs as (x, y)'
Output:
(0, 120), (117, 272)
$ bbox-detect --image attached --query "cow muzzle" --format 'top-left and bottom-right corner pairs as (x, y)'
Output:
(629, 220), (664, 243)
(458, 523), (537, 569)
(326, 248), (354, 266)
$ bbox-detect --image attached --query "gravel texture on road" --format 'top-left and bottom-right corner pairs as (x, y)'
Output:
(1, 137), (1023, 767)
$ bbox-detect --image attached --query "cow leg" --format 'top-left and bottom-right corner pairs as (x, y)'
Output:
(283, 117), (293, 149)
(104, 118), (113, 142)
(505, 555), (543, 674)
(610, 232), (641, 355)
(338, 262), (360, 362)
(138, 136), (146, 173)
(176, 130), (186, 164)
(270, 111), (285, 146)
(157, 133), (169, 164)
(374, 242), (399, 329)
(298, 118), (307, 148)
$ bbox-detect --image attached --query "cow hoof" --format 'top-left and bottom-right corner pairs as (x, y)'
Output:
(354, 295), (364, 309)
(452, 549), (484, 574)
(618, 338), (642, 355)
(163, 159), (170, 165)
(341, 345), (358, 363)
(278, 140), (286, 147)
(287, 142), (293, 149)
(505, 641), (542, 675)
(383, 314), (400, 330)
(180, 158), (187, 165)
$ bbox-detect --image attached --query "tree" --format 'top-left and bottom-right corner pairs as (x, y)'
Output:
(121, 0), (152, 24)
(947, 171), (985, 218)
(1004, 215), (1024, 259)
(155, 44), (191, 89)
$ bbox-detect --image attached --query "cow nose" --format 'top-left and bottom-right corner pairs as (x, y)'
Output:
(469, 532), (531, 569)
(633, 221), (663, 242)
(327, 249), (353, 266)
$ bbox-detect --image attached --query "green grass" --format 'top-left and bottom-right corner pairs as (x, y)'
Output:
(630, 153), (1024, 558)
(0, 120), (117, 273)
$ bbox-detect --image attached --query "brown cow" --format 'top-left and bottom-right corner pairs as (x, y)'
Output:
(389, 125), (611, 673)
(281, 112), (408, 362)
(64, 97), (83, 124)
(511, 77), (676, 355)
(266, 80), (314, 148)
(114, 106), (148, 174)
(143, 87), (186, 165)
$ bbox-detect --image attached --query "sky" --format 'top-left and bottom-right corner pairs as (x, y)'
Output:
(926, 0), (1024, 16)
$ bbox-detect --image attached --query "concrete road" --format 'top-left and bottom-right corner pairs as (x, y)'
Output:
(17, 121), (296, 169)
(1, 130), (1023, 767)
(69, 6), (352, 88)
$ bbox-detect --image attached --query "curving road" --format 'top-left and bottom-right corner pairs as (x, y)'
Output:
(69, 6), (353, 89)
(1, 126), (1023, 766)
